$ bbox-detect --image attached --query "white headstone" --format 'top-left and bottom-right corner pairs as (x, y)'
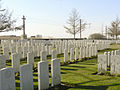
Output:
(70, 48), (74, 61)
(41, 51), (47, 61)
(16, 46), (22, 58)
(38, 61), (49, 90)
(83, 47), (86, 58)
(52, 50), (57, 59)
(10, 46), (16, 54)
(22, 46), (27, 58)
(0, 68), (16, 90)
(51, 59), (61, 86)
(75, 48), (79, 60)
(85, 46), (89, 58)
(48, 46), (52, 55)
(28, 46), (33, 53)
(37, 45), (41, 57)
(107, 52), (111, 66)
(0, 55), (6, 69)
(27, 52), (34, 67)
(79, 47), (83, 59)
(3, 47), (9, 60)
(20, 64), (34, 90)
(64, 49), (68, 63)
(88, 46), (92, 57)
(11, 53), (20, 73)
(98, 55), (107, 73)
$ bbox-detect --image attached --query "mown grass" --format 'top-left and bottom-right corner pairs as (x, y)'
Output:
(5, 44), (120, 90)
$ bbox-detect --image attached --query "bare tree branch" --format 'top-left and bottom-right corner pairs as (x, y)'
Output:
(108, 17), (120, 39)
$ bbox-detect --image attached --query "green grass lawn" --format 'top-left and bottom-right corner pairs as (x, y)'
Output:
(5, 44), (120, 90)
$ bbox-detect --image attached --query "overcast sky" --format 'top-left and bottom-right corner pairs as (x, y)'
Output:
(1, 0), (120, 38)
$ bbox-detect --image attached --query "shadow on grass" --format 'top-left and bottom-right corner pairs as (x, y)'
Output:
(72, 83), (120, 90)
(57, 54), (64, 58)
(61, 71), (67, 74)
(61, 68), (78, 71)
(72, 85), (107, 90)
(16, 82), (20, 87)
(67, 65), (86, 68)
(61, 78), (120, 90)
(48, 84), (72, 90)
(84, 63), (96, 65)
(78, 78), (112, 85)
(15, 76), (20, 89)
(33, 73), (38, 77)
(48, 81), (120, 90)
(33, 78), (38, 82)
(47, 55), (51, 59)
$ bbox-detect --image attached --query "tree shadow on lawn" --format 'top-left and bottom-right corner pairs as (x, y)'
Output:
(48, 84), (72, 90)
(61, 77), (120, 90)
(57, 54), (64, 58)
(72, 83), (120, 90)
(62, 66), (96, 72)
(84, 63), (96, 65)
(61, 67), (78, 71)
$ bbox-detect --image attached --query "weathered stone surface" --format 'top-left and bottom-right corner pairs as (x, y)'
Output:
(20, 64), (34, 90)
(52, 50), (57, 59)
(79, 47), (83, 59)
(27, 52), (34, 67)
(10, 46), (16, 54)
(70, 48), (74, 61)
(64, 49), (68, 63)
(0, 55), (6, 69)
(0, 68), (16, 90)
(22, 46), (27, 58)
(38, 61), (49, 90)
(16, 46), (22, 58)
(98, 55), (107, 73)
(40, 51), (47, 61)
(11, 53), (20, 73)
(3, 47), (9, 60)
(51, 59), (61, 86)
(75, 48), (79, 60)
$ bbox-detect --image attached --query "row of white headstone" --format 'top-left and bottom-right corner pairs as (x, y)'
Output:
(98, 50), (120, 75)
(0, 50), (61, 90)
(1, 39), (110, 61)
(0, 39), (111, 90)
(64, 45), (98, 63)
(1, 39), (110, 57)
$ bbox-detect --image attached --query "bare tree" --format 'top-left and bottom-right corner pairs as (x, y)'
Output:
(0, 2), (22, 32)
(108, 17), (120, 39)
(64, 9), (80, 39)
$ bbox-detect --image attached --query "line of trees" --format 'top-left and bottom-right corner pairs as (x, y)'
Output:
(88, 17), (120, 40)
(64, 9), (120, 40)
